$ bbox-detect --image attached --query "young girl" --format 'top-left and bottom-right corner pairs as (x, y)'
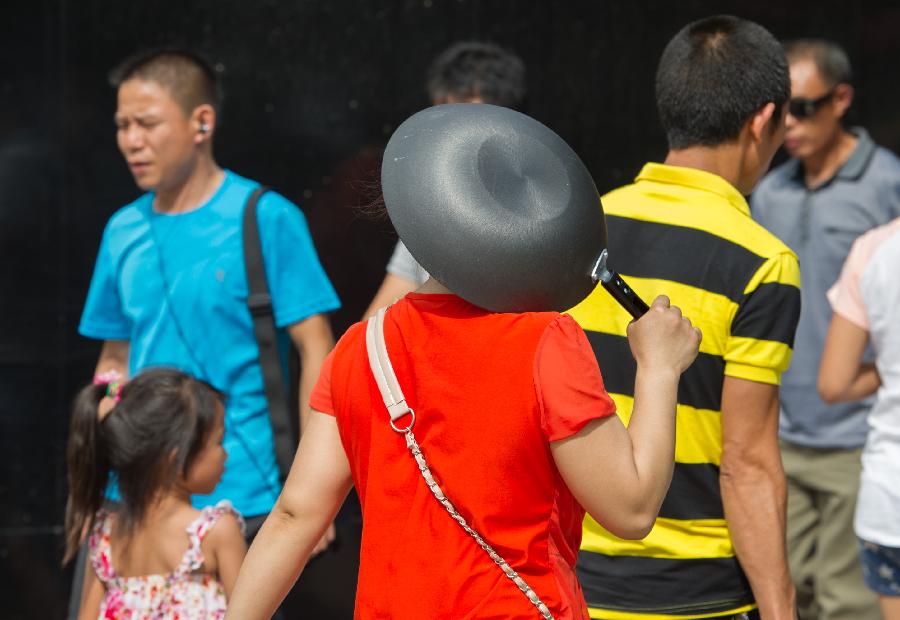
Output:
(225, 105), (702, 619)
(819, 217), (900, 620)
(64, 368), (247, 619)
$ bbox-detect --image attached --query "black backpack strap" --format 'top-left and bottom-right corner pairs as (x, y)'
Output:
(242, 186), (294, 482)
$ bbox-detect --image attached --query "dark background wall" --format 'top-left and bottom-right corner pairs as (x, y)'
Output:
(2, 1), (899, 617)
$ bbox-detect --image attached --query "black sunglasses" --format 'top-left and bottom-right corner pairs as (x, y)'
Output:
(788, 90), (835, 120)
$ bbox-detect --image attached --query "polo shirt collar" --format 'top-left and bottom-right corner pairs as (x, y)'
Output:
(837, 127), (875, 180)
(789, 126), (876, 184)
(635, 162), (750, 216)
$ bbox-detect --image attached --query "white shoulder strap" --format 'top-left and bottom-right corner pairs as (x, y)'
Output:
(365, 307), (412, 423)
(364, 307), (553, 619)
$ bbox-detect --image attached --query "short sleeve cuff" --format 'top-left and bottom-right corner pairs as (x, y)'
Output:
(276, 296), (341, 328)
(535, 314), (617, 442)
(827, 283), (870, 330)
(546, 407), (615, 442)
(724, 362), (781, 386)
(78, 320), (131, 341)
(309, 397), (336, 416)
(309, 349), (337, 416)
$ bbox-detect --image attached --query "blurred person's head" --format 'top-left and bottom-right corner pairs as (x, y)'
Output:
(110, 49), (221, 192)
(656, 15), (790, 193)
(426, 41), (526, 108)
(782, 39), (854, 161)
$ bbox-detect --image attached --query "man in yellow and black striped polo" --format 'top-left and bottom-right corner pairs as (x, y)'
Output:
(570, 16), (801, 620)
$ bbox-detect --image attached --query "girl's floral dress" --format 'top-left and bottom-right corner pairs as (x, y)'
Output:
(88, 500), (243, 619)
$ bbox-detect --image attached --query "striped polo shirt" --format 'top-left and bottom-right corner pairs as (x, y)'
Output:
(569, 163), (801, 619)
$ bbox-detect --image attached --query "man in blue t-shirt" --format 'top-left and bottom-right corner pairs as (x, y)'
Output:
(79, 49), (340, 526)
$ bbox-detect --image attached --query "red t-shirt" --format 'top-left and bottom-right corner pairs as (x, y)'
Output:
(311, 293), (615, 619)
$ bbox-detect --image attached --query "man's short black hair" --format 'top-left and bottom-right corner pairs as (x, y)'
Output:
(110, 48), (222, 116)
(783, 39), (853, 88)
(656, 15), (790, 150)
(426, 41), (526, 109)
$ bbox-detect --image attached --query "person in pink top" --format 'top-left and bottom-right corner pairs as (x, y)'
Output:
(819, 216), (900, 619)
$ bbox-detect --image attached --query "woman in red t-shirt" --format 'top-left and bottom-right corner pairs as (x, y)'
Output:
(226, 286), (698, 620)
(225, 105), (701, 619)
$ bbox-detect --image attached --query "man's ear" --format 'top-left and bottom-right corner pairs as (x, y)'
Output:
(832, 83), (854, 120)
(192, 104), (216, 144)
(748, 102), (776, 144)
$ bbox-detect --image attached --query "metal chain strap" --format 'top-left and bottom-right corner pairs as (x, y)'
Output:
(367, 308), (552, 619)
(401, 428), (554, 620)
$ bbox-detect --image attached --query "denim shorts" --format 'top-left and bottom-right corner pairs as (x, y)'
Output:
(859, 538), (900, 596)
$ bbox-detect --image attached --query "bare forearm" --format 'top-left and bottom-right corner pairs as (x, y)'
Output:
(721, 463), (795, 619)
(227, 411), (352, 617)
(819, 314), (875, 403)
(298, 353), (323, 432)
(95, 340), (129, 376)
(836, 363), (880, 403)
(552, 297), (700, 539)
(290, 316), (335, 433)
(225, 503), (323, 619)
(847, 364), (880, 400)
(627, 366), (679, 518)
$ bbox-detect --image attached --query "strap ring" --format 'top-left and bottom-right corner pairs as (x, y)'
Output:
(390, 408), (415, 433)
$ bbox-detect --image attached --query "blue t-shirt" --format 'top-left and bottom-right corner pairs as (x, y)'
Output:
(79, 171), (340, 516)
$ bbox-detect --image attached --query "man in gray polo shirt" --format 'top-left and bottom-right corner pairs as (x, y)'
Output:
(753, 39), (900, 620)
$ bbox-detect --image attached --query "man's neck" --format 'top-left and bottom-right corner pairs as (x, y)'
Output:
(153, 158), (224, 214)
(800, 129), (857, 190)
(664, 143), (744, 192)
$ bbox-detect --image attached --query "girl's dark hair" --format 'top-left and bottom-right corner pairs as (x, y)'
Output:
(63, 368), (222, 564)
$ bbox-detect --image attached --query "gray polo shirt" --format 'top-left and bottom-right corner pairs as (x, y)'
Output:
(752, 128), (900, 449)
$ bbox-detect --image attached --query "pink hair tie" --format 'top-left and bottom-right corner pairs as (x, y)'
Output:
(93, 370), (123, 384)
(93, 370), (124, 403)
